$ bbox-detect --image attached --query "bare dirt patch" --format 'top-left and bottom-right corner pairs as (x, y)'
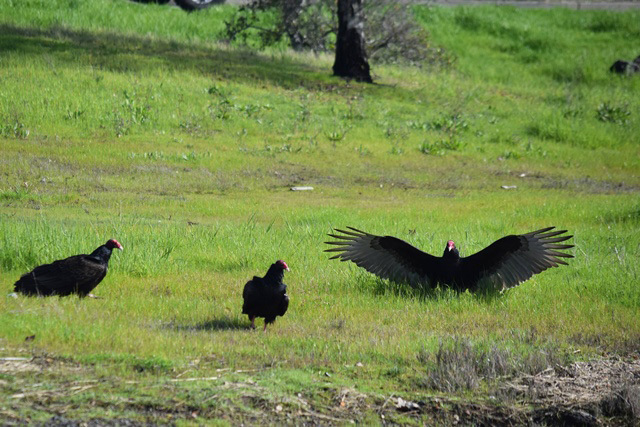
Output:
(3, 356), (638, 425)
(502, 358), (640, 424)
(391, 357), (640, 425)
(0, 358), (40, 373)
(39, 416), (155, 427)
(540, 177), (640, 194)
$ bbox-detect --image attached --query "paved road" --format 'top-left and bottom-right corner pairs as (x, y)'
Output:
(421, 0), (640, 10)
(168, 0), (640, 8)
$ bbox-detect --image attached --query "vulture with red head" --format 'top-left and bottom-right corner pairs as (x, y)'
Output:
(14, 239), (123, 297)
(325, 227), (573, 292)
(242, 260), (290, 331)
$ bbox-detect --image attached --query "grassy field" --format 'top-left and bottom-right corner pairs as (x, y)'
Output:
(1, 0), (639, 424)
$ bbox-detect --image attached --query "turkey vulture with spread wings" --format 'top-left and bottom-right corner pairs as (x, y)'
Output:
(14, 239), (123, 297)
(242, 260), (290, 331)
(325, 227), (573, 291)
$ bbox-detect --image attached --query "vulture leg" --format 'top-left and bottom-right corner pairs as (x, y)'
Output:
(263, 322), (268, 332)
(249, 316), (256, 330)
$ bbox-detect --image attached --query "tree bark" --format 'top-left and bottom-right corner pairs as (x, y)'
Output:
(332, 0), (372, 83)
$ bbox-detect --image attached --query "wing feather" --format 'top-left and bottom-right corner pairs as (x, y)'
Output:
(459, 227), (574, 290)
(325, 227), (439, 287)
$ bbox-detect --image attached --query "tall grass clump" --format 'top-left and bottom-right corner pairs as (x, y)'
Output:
(418, 338), (571, 392)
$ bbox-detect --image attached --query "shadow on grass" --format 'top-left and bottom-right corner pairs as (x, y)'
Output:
(364, 276), (506, 302)
(0, 22), (428, 102)
(0, 23), (342, 92)
(167, 316), (248, 332)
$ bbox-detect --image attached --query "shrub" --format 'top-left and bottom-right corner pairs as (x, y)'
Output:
(418, 338), (570, 393)
(223, 0), (452, 66)
(596, 102), (631, 125)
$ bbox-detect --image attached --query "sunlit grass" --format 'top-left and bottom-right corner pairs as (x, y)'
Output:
(1, 193), (638, 366)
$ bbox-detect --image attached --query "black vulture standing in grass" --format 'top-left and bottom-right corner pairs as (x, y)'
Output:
(242, 260), (290, 331)
(14, 239), (123, 297)
(325, 227), (574, 292)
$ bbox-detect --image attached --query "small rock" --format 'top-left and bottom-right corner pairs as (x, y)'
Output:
(291, 186), (313, 191)
(356, 362), (363, 367)
(501, 185), (517, 190)
(396, 397), (421, 412)
(275, 404), (283, 412)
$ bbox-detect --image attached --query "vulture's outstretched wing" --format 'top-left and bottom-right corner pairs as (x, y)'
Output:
(325, 227), (439, 286)
(459, 227), (574, 291)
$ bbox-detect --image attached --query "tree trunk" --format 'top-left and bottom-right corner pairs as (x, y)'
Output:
(332, 0), (372, 83)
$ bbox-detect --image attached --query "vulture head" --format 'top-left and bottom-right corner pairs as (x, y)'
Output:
(106, 239), (124, 251)
(275, 260), (290, 271)
(444, 240), (459, 259)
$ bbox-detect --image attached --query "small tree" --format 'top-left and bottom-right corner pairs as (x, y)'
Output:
(224, 0), (452, 72)
(332, 0), (372, 82)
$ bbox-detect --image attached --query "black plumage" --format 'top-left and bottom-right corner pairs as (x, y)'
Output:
(325, 227), (574, 292)
(242, 260), (290, 331)
(14, 239), (123, 297)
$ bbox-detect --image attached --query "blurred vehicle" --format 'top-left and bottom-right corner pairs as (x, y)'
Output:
(134, 0), (224, 11)
(174, 0), (224, 10)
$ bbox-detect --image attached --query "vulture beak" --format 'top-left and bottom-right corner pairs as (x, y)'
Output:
(285, 267), (290, 272)
(447, 240), (455, 252)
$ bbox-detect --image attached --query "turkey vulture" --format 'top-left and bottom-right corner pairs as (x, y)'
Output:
(325, 227), (574, 292)
(242, 260), (290, 331)
(14, 239), (123, 297)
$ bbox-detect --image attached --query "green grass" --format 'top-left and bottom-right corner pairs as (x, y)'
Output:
(0, 0), (639, 424)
